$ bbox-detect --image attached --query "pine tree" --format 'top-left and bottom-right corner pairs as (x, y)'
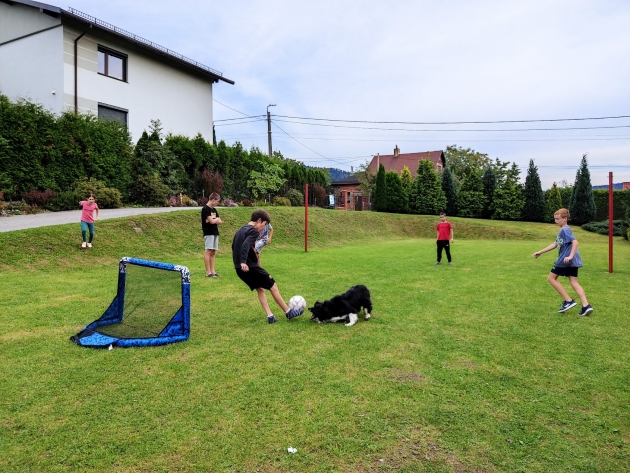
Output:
(481, 166), (496, 219)
(569, 155), (597, 225)
(410, 159), (446, 215)
(385, 171), (408, 213)
(400, 166), (413, 193)
(545, 182), (563, 222)
(441, 166), (457, 216)
(373, 163), (387, 212)
(456, 167), (485, 218)
(492, 181), (524, 220)
(522, 159), (545, 222)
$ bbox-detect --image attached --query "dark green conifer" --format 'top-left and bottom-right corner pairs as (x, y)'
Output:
(522, 159), (545, 222)
(569, 155), (597, 224)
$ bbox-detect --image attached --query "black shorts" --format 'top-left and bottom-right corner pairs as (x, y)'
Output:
(236, 266), (276, 291)
(551, 265), (579, 277)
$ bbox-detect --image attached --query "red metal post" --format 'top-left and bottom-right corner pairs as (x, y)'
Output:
(609, 172), (613, 273)
(305, 183), (309, 253)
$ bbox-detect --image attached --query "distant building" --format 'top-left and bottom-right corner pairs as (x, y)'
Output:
(0, 0), (234, 140)
(368, 146), (446, 177)
(623, 182), (630, 190)
(330, 175), (370, 211)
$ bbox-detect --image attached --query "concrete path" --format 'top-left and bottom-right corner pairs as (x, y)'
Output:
(0, 207), (198, 232)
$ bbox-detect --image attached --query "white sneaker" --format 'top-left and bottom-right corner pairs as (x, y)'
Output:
(81, 242), (87, 249)
(87, 243), (92, 248)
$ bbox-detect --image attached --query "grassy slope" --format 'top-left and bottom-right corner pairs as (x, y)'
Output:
(0, 209), (628, 472)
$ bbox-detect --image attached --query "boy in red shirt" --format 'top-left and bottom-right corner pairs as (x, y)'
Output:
(435, 212), (454, 265)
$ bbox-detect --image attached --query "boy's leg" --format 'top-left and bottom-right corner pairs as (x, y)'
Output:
(547, 272), (572, 301)
(256, 287), (274, 316)
(436, 241), (442, 263)
(568, 276), (589, 307)
(204, 249), (213, 276)
(269, 283), (290, 313)
(444, 242), (452, 263)
(208, 249), (216, 275)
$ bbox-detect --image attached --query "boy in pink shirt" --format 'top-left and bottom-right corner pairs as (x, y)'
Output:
(79, 195), (99, 248)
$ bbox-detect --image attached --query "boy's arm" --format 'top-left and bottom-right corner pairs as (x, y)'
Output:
(267, 227), (274, 243)
(240, 231), (259, 268)
(532, 241), (557, 258)
(563, 239), (579, 263)
(450, 227), (454, 242)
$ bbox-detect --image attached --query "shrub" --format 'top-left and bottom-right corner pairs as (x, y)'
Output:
(22, 188), (57, 208)
(309, 183), (328, 208)
(49, 190), (81, 211)
(197, 196), (209, 206)
(286, 189), (304, 207)
(272, 196), (291, 206)
(168, 194), (197, 207)
(241, 199), (253, 207)
(581, 220), (626, 237)
(222, 199), (238, 207)
(95, 187), (123, 209)
(0, 190), (4, 201)
(128, 175), (170, 206)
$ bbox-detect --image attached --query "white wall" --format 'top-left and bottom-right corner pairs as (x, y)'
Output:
(62, 28), (214, 142)
(0, 3), (65, 113)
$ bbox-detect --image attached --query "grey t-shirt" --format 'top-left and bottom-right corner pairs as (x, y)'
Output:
(555, 225), (583, 267)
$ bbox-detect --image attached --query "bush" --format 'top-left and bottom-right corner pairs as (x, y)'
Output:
(286, 189), (304, 207)
(581, 220), (626, 237)
(197, 196), (209, 206)
(272, 196), (291, 206)
(128, 175), (170, 206)
(48, 190), (81, 211)
(222, 199), (238, 207)
(95, 187), (123, 209)
(21, 188), (57, 208)
(168, 194), (198, 207)
(0, 190), (4, 201)
(241, 199), (253, 207)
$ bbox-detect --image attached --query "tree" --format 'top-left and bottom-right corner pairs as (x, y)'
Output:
(492, 180), (524, 220)
(400, 166), (413, 193)
(444, 145), (491, 183)
(441, 166), (457, 216)
(456, 167), (485, 218)
(410, 159), (446, 215)
(481, 166), (496, 219)
(385, 171), (408, 214)
(373, 163), (387, 212)
(545, 182), (563, 222)
(569, 154), (596, 225)
(522, 159), (545, 222)
(247, 161), (286, 200)
(201, 169), (224, 197)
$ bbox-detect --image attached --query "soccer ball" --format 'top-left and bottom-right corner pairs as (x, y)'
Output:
(289, 295), (307, 311)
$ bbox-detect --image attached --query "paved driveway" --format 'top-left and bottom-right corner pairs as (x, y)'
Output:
(0, 207), (198, 233)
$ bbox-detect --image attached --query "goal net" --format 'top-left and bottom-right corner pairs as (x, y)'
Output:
(70, 257), (191, 348)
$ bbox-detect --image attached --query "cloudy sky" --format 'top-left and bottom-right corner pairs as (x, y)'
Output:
(67, 0), (630, 187)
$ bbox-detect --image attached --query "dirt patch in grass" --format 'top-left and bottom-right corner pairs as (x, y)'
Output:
(388, 368), (426, 383)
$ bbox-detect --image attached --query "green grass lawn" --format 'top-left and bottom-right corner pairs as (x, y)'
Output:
(0, 208), (628, 472)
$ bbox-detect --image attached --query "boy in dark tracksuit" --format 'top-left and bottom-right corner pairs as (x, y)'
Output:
(232, 209), (303, 324)
(435, 213), (454, 265)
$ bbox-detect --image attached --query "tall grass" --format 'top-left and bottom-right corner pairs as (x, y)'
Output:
(0, 208), (628, 472)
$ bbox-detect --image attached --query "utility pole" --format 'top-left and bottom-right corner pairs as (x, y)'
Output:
(267, 104), (276, 158)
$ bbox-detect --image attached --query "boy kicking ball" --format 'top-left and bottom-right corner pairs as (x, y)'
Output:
(232, 209), (303, 324)
(532, 208), (593, 316)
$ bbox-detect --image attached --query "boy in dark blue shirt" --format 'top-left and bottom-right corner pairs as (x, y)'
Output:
(532, 208), (593, 316)
(232, 209), (303, 324)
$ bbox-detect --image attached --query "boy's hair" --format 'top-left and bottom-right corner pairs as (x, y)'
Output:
(251, 209), (271, 224)
(554, 208), (570, 220)
(439, 212), (446, 217)
(209, 192), (220, 201)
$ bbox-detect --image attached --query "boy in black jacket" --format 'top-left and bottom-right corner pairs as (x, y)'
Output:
(232, 209), (303, 324)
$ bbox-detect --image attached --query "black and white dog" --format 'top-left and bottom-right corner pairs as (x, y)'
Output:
(308, 285), (372, 327)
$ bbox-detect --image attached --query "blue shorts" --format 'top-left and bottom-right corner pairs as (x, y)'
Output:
(551, 265), (578, 277)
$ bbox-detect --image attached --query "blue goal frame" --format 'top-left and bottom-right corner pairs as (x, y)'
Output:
(70, 257), (191, 348)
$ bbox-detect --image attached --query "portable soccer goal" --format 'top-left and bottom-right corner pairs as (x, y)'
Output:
(71, 257), (191, 348)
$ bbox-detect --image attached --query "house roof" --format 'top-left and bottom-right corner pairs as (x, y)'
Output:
(368, 149), (445, 178)
(4, 0), (234, 85)
(331, 175), (360, 186)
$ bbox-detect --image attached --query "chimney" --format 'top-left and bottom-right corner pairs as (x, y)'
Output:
(394, 145), (399, 157)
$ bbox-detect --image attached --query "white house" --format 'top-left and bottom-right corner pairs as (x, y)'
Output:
(0, 0), (234, 140)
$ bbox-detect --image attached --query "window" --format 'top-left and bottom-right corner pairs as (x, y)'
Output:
(98, 103), (128, 126)
(98, 46), (127, 81)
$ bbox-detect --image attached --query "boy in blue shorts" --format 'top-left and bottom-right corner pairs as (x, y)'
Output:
(232, 209), (303, 324)
(532, 208), (593, 316)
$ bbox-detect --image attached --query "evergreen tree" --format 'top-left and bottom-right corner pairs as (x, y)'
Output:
(373, 163), (387, 212)
(410, 159), (446, 215)
(522, 159), (545, 222)
(492, 181), (524, 220)
(545, 182), (563, 222)
(456, 167), (485, 218)
(400, 166), (413, 193)
(569, 155), (597, 225)
(441, 166), (457, 216)
(385, 171), (408, 213)
(481, 166), (496, 219)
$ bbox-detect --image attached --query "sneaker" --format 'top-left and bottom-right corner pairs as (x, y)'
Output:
(212, 273), (220, 278)
(87, 242), (92, 248)
(579, 305), (594, 316)
(285, 307), (304, 319)
(81, 242), (87, 249)
(267, 315), (278, 324)
(558, 300), (577, 313)
(435, 262), (441, 265)
(448, 262), (453, 265)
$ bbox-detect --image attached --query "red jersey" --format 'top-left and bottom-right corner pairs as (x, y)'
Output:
(436, 221), (452, 240)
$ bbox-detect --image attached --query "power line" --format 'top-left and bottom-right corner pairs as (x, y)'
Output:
(212, 99), (252, 117)
(214, 115), (266, 123)
(214, 118), (267, 127)
(274, 114), (630, 125)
